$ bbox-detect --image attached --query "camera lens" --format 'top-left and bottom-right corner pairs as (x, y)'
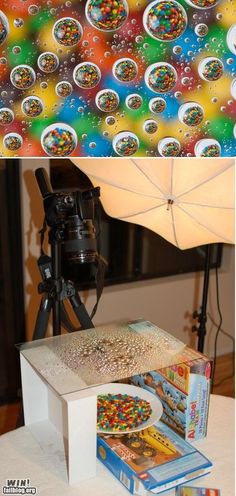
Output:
(63, 215), (97, 264)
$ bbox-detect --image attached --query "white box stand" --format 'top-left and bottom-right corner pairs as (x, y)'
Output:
(20, 355), (97, 485)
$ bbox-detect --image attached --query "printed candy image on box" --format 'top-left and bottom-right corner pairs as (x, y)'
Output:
(176, 486), (221, 495)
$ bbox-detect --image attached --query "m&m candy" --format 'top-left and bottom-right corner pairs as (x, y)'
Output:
(41, 123), (78, 156)
(73, 62), (101, 89)
(178, 102), (204, 127)
(198, 57), (224, 82)
(97, 393), (152, 431)
(113, 131), (139, 156)
(0, 10), (9, 46)
(125, 94), (143, 110)
(0, 107), (14, 126)
(113, 58), (138, 83)
(38, 52), (59, 73)
(158, 137), (181, 156)
(10, 65), (36, 89)
(143, 0), (187, 42)
(53, 17), (83, 46)
(96, 89), (119, 112)
(86, 0), (129, 32)
(194, 139), (221, 157)
(21, 96), (44, 118)
(145, 63), (177, 93)
(3, 132), (23, 151)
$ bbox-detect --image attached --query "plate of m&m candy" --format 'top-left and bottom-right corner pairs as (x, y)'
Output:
(96, 383), (163, 434)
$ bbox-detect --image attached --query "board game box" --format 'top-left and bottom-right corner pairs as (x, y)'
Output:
(97, 420), (212, 495)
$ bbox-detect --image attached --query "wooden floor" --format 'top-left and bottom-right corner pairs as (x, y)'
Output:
(0, 353), (234, 436)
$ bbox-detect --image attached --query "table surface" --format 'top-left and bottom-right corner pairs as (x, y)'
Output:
(0, 394), (234, 496)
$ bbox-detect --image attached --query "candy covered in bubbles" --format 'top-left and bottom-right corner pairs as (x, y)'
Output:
(56, 81), (73, 98)
(143, 0), (187, 42)
(113, 131), (139, 156)
(194, 139), (221, 157)
(112, 58), (138, 82)
(194, 23), (208, 37)
(145, 63), (177, 93)
(125, 94), (143, 110)
(183, 0), (219, 8)
(178, 102), (204, 127)
(73, 62), (101, 89)
(158, 137), (180, 156)
(149, 97), (166, 114)
(0, 107), (14, 126)
(143, 119), (158, 134)
(96, 89), (119, 112)
(3, 132), (23, 151)
(10, 65), (36, 89)
(85, 0), (129, 32)
(41, 123), (78, 157)
(198, 57), (224, 82)
(21, 96), (44, 118)
(38, 52), (59, 73)
(0, 10), (9, 46)
(231, 78), (236, 100)
(53, 17), (83, 47)
(226, 24), (236, 56)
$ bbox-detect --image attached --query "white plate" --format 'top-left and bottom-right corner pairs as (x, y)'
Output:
(95, 382), (163, 434)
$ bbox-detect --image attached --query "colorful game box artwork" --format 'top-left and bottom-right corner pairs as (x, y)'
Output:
(176, 487), (221, 495)
(0, 0), (235, 157)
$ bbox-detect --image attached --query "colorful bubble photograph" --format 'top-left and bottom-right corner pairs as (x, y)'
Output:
(0, 0), (235, 157)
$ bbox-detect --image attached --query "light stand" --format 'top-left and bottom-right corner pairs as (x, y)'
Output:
(192, 244), (212, 353)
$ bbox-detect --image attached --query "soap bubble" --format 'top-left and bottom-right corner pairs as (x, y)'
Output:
(113, 131), (139, 156)
(125, 94), (143, 110)
(95, 89), (119, 112)
(143, 119), (158, 134)
(198, 57), (224, 82)
(28, 5), (39, 15)
(145, 63), (177, 93)
(105, 115), (116, 125)
(149, 97), (166, 114)
(183, 0), (219, 9)
(194, 139), (221, 157)
(38, 52), (59, 73)
(226, 24), (236, 56)
(231, 79), (236, 100)
(178, 102), (204, 127)
(0, 10), (9, 46)
(112, 58), (138, 82)
(85, 0), (129, 32)
(143, 0), (187, 42)
(73, 62), (101, 89)
(14, 18), (24, 28)
(41, 123), (78, 156)
(3, 132), (23, 151)
(194, 23), (208, 37)
(56, 81), (73, 98)
(10, 65), (36, 89)
(0, 107), (14, 126)
(158, 137), (181, 156)
(53, 17), (83, 47)
(21, 96), (44, 117)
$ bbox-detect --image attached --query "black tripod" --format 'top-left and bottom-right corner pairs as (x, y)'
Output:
(192, 244), (212, 353)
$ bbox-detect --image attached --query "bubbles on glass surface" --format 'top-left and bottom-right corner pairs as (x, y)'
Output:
(231, 79), (236, 100)
(183, 0), (219, 9)
(178, 102), (204, 127)
(38, 52), (59, 73)
(198, 57), (224, 82)
(143, 0), (187, 42)
(125, 94), (143, 110)
(14, 18), (24, 28)
(0, 107), (14, 126)
(28, 5), (39, 15)
(85, 0), (129, 32)
(41, 123), (78, 156)
(55, 81), (73, 98)
(158, 137), (181, 156)
(194, 139), (221, 157)
(113, 131), (139, 156)
(105, 115), (116, 125)
(149, 97), (166, 114)
(21, 96), (44, 117)
(3, 132), (23, 151)
(143, 119), (158, 134)
(194, 23), (208, 37)
(0, 10), (9, 46)
(53, 17), (83, 47)
(112, 58), (138, 83)
(73, 62), (101, 89)
(226, 24), (236, 56)
(95, 89), (119, 112)
(10, 65), (36, 89)
(145, 63), (177, 93)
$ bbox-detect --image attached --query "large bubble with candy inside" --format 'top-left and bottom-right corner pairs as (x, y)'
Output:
(56, 81), (73, 98)
(0, 107), (14, 126)
(53, 17), (83, 47)
(125, 94), (143, 110)
(3, 132), (23, 151)
(145, 63), (177, 93)
(143, 0), (187, 42)
(149, 97), (166, 114)
(183, 0), (219, 9)
(198, 57), (224, 82)
(194, 23), (208, 37)
(85, 0), (129, 32)
(113, 131), (139, 156)
(41, 123), (78, 157)
(96, 89), (119, 112)
(226, 24), (236, 56)
(178, 102), (204, 127)
(231, 79), (236, 100)
(0, 10), (9, 46)
(194, 139), (221, 157)
(73, 62), (101, 89)
(158, 137), (180, 156)
(38, 52), (59, 73)
(21, 96), (44, 117)
(10, 65), (36, 89)
(113, 58), (138, 82)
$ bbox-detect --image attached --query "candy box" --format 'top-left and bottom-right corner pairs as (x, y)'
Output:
(176, 487), (221, 496)
(97, 420), (212, 495)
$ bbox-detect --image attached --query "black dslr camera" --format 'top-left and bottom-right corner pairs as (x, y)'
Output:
(35, 167), (100, 264)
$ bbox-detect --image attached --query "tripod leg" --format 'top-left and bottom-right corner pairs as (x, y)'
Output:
(33, 297), (52, 340)
(69, 293), (94, 330)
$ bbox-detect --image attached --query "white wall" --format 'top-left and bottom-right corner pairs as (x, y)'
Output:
(20, 160), (235, 358)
